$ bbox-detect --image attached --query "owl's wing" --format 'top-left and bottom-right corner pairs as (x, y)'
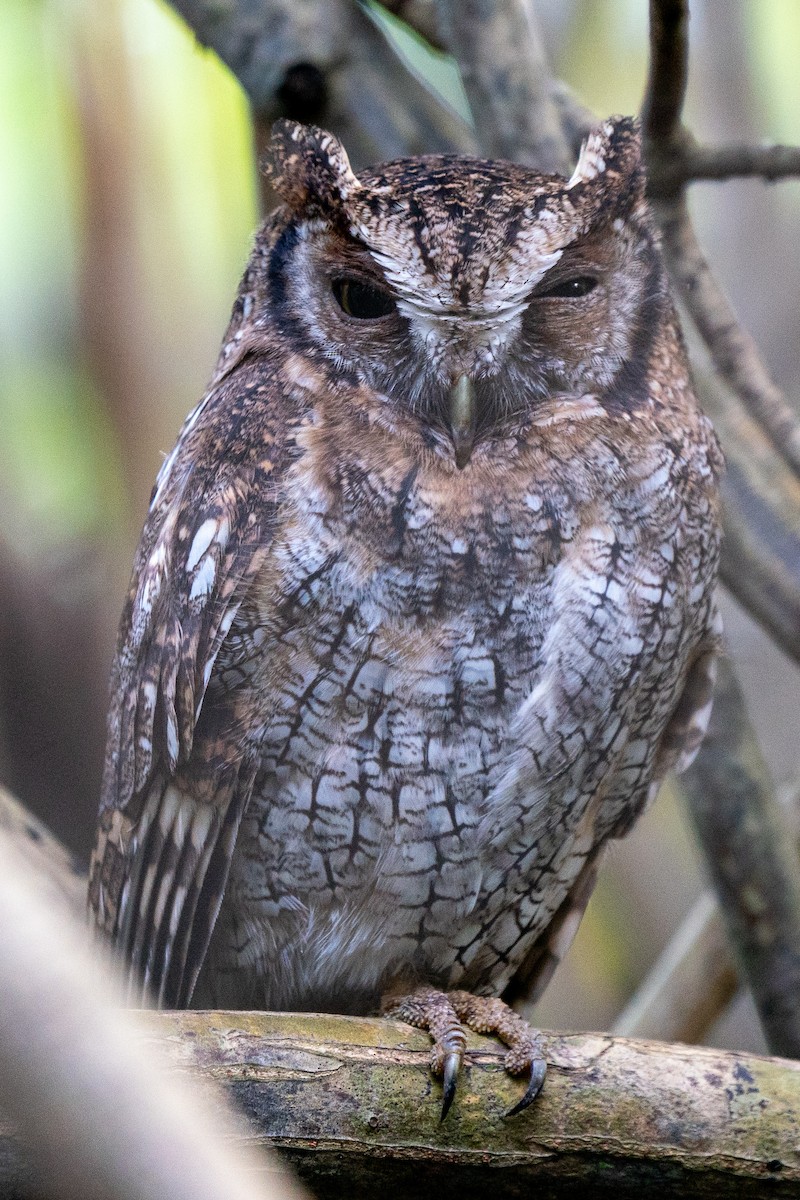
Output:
(499, 580), (721, 1010)
(89, 359), (292, 1007)
(483, 510), (721, 842)
(475, 506), (720, 1011)
(502, 845), (605, 1008)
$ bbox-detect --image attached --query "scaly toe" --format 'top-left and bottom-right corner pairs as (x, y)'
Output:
(384, 986), (468, 1118)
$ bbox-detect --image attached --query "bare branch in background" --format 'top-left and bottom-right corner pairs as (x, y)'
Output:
(720, 505), (800, 666)
(649, 140), (800, 191)
(642, 1), (800, 479)
(636, 0), (800, 1053)
(433, 0), (571, 171)
(168, 0), (475, 173)
(377, 0), (594, 161)
(688, 367), (800, 665)
(642, 0), (689, 146)
(0, 822), (306, 1200)
(680, 657), (800, 1058)
(613, 891), (738, 1043)
(660, 197), (800, 479)
(615, 783), (800, 1045)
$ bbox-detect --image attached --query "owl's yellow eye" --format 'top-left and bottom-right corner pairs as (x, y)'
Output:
(539, 275), (598, 299)
(332, 277), (396, 319)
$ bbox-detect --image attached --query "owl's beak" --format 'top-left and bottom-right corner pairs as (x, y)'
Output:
(449, 375), (476, 469)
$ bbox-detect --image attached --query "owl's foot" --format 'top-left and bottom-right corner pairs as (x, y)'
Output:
(382, 985), (546, 1120)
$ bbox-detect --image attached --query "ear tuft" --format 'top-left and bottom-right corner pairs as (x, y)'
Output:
(264, 120), (360, 212)
(567, 116), (643, 196)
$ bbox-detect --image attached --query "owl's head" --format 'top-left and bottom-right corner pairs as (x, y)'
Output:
(264, 117), (666, 468)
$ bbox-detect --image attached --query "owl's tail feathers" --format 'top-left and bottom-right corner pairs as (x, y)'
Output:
(107, 769), (249, 1011)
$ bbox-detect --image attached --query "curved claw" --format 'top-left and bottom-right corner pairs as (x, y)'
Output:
(505, 1056), (547, 1118)
(440, 1049), (462, 1122)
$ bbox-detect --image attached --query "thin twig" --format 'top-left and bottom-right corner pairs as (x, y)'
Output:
(434, 0), (571, 172)
(612, 891), (738, 1043)
(680, 656), (800, 1058)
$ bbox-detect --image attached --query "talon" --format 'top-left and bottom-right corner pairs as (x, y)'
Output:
(505, 1056), (546, 1117)
(440, 1049), (462, 1121)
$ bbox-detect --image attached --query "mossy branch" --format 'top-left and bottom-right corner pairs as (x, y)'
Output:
(3, 1008), (800, 1198)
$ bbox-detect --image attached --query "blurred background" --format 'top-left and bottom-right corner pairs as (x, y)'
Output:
(1, 0), (799, 1052)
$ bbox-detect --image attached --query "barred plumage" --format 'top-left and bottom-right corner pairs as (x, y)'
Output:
(90, 117), (722, 1112)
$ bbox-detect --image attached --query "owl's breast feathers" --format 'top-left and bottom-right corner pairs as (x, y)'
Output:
(89, 273), (722, 1012)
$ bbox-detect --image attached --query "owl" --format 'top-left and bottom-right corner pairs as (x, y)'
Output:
(89, 117), (723, 1118)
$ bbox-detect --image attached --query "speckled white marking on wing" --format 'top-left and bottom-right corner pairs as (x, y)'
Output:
(187, 518), (221, 572)
(189, 555), (217, 600)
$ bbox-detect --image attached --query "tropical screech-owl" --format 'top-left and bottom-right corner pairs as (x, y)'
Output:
(89, 117), (723, 1117)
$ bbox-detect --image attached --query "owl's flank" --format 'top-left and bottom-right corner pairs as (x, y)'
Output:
(89, 117), (723, 1118)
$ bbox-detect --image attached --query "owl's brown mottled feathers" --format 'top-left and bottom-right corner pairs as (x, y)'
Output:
(90, 117), (722, 1106)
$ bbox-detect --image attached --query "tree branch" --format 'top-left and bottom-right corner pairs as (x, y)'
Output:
(433, 0), (571, 172)
(167, 0), (476, 173)
(640, 1), (800, 480)
(719, 504), (800, 666)
(642, 0), (689, 145)
(649, 141), (800, 192)
(376, 0), (595, 161)
(614, 784), (800, 1045)
(658, 196), (800, 477)
(679, 657), (800, 1058)
(685, 369), (800, 668)
(4, 1008), (800, 1198)
(3, 784), (800, 1196)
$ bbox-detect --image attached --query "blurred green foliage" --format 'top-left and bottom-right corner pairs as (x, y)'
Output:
(751, 0), (800, 140)
(0, 0), (256, 556)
